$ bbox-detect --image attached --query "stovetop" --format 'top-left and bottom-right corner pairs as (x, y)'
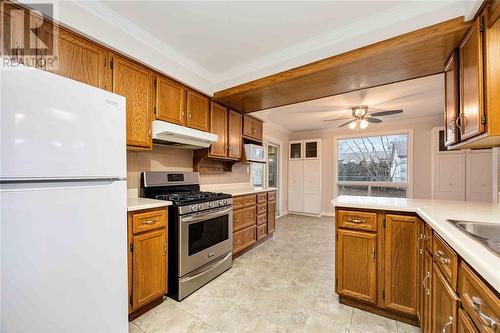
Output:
(153, 191), (232, 206)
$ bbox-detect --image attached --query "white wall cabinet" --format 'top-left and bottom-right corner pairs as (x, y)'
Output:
(432, 128), (493, 202)
(288, 139), (322, 215)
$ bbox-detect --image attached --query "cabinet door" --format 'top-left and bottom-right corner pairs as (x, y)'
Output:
(1, 3), (38, 66)
(289, 142), (302, 159)
(336, 229), (377, 304)
(267, 201), (276, 233)
(209, 102), (228, 157)
(242, 115), (262, 140)
(434, 153), (466, 200)
(444, 51), (459, 146)
(186, 90), (209, 132)
(155, 76), (186, 125)
(38, 23), (108, 90)
(465, 150), (492, 202)
(304, 140), (319, 159)
(112, 54), (153, 149)
(253, 118), (263, 140)
(459, 17), (485, 140)
(227, 110), (242, 159)
(288, 160), (303, 212)
(417, 220), (425, 322)
(384, 214), (418, 316)
(422, 250), (433, 333)
(132, 229), (166, 310)
(432, 263), (459, 333)
(302, 159), (321, 215)
(457, 309), (478, 333)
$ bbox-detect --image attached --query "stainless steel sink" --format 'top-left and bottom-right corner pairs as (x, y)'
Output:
(448, 220), (500, 257)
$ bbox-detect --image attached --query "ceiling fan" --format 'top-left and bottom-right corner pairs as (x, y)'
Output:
(324, 106), (403, 130)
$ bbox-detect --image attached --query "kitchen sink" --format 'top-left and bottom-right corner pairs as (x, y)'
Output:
(448, 220), (500, 257)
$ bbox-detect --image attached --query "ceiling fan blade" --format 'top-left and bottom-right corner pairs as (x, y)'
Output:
(366, 117), (382, 123)
(370, 109), (403, 117)
(339, 120), (354, 127)
(323, 115), (352, 122)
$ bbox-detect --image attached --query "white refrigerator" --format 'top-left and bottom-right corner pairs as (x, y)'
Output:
(1, 67), (128, 332)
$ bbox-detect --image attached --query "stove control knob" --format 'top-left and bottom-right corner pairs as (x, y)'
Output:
(223, 200), (228, 205)
(190, 205), (197, 211)
(219, 200), (223, 205)
(208, 202), (213, 208)
(197, 204), (203, 210)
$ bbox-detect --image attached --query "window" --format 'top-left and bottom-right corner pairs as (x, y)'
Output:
(336, 133), (410, 198)
(250, 163), (265, 187)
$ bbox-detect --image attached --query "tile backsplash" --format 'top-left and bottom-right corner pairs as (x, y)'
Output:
(127, 144), (250, 190)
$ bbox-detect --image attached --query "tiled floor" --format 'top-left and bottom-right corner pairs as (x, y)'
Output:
(130, 214), (420, 333)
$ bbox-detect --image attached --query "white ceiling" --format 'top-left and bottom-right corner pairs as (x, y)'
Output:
(69, 0), (477, 93)
(254, 74), (444, 133)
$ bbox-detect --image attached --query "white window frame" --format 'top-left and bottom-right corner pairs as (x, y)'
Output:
(333, 129), (414, 198)
(264, 135), (284, 216)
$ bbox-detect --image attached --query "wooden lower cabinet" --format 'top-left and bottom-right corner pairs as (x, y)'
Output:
(384, 214), (418, 316)
(422, 250), (433, 333)
(458, 309), (479, 333)
(336, 229), (377, 304)
(432, 262), (459, 333)
(232, 191), (276, 256)
(128, 208), (167, 318)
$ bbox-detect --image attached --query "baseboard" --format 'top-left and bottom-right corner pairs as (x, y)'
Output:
(288, 212), (322, 218)
(322, 211), (335, 217)
(276, 211), (288, 219)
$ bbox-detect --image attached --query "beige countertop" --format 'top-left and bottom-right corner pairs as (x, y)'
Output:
(127, 197), (172, 212)
(332, 195), (500, 293)
(200, 183), (277, 197)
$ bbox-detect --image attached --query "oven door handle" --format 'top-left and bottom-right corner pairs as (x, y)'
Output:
(180, 206), (232, 224)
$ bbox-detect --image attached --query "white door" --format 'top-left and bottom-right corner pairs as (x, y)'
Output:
(288, 160), (303, 212)
(1, 180), (128, 332)
(434, 153), (466, 200)
(466, 150), (492, 202)
(303, 159), (321, 214)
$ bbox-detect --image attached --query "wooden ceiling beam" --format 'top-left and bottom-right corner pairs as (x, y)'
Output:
(213, 17), (472, 113)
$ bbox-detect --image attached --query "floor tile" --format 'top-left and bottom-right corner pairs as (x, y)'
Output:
(302, 311), (350, 333)
(351, 308), (398, 333)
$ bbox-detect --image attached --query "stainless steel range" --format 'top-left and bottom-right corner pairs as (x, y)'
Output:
(141, 171), (232, 301)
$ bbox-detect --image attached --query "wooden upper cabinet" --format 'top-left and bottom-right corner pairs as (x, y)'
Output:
(186, 90), (209, 132)
(228, 110), (242, 159)
(131, 229), (166, 311)
(243, 115), (263, 141)
(459, 16), (485, 140)
(432, 263), (459, 333)
(444, 51), (460, 146)
(384, 214), (418, 316)
(1, 3), (38, 65)
(111, 54), (153, 149)
(336, 229), (377, 304)
(209, 102), (228, 158)
(155, 76), (186, 125)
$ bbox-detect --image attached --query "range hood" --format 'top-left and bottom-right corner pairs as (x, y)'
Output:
(152, 120), (218, 149)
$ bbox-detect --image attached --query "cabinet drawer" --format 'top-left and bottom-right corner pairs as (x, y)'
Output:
(131, 209), (166, 234)
(257, 203), (267, 215)
(459, 262), (500, 333)
(458, 308), (479, 333)
(233, 225), (256, 253)
(233, 206), (256, 232)
(257, 224), (267, 240)
(233, 195), (256, 209)
(257, 193), (267, 203)
(257, 214), (267, 226)
(267, 191), (276, 202)
(433, 233), (458, 290)
(337, 210), (377, 232)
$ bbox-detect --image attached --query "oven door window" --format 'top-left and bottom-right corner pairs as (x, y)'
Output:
(188, 214), (229, 256)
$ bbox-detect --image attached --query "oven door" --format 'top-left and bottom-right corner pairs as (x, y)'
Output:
(179, 206), (232, 276)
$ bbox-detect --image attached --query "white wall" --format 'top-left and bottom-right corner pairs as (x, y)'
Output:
(289, 116), (442, 214)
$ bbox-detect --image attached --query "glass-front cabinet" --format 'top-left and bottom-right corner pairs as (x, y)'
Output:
(289, 139), (321, 160)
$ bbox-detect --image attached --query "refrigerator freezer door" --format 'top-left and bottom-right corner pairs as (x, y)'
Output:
(1, 67), (126, 180)
(0, 180), (128, 332)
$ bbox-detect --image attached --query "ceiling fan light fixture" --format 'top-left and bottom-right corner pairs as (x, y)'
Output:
(359, 118), (369, 129)
(348, 121), (357, 130)
(352, 106), (368, 118)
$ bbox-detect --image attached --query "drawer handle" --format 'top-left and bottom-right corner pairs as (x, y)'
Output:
(370, 246), (375, 262)
(442, 316), (453, 333)
(142, 218), (159, 225)
(435, 250), (451, 265)
(234, 240), (240, 244)
(234, 219), (240, 223)
(416, 234), (423, 255)
(163, 241), (167, 256)
(423, 272), (430, 295)
(347, 218), (365, 224)
(472, 296), (498, 329)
